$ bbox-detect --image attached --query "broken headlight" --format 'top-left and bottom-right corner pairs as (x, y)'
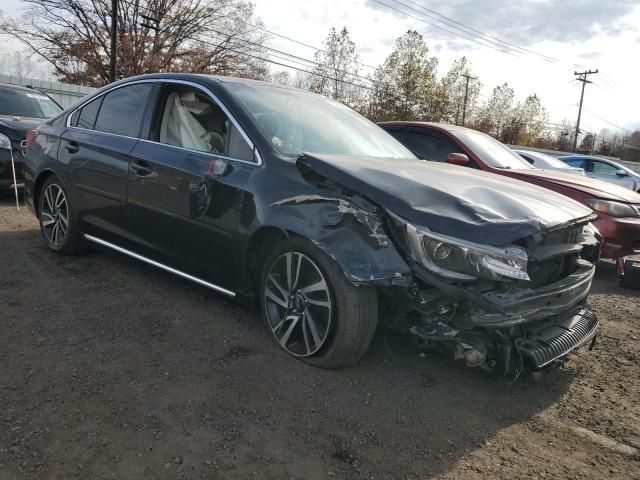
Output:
(405, 223), (530, 282)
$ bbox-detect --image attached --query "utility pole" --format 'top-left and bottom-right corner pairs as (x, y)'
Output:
(109, 0), (118, 83)
(572, 69), (598, 152)
(461, 73), (477, 126)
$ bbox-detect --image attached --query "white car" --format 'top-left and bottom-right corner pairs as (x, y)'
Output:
(514, 149), (585, 175)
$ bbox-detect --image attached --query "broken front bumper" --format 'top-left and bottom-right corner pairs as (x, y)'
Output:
(517, 308), (598, 369)
(470, 262), (595, 328)
(409, 262), (598, 371)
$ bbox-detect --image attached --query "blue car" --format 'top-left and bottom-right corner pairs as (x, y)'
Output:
(559, 155), (640, 191)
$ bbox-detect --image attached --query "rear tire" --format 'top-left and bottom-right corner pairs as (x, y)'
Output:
(38, 175), (86, 255)
(259, 236), (378, 369)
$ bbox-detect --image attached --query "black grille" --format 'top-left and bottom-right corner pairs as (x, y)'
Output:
(524, 225), (582, 288)
(518, 309), (598, 369)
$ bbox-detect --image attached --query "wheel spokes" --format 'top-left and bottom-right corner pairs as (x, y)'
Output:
(264, 251), (333, 357)
(299, 278), (327, 295)
(304, 307), (323, 349)
(278, 315), (300, 348)
(265, 284), (288, 309)
(41, 212), (55, 227)
(41, 184), (68, 247)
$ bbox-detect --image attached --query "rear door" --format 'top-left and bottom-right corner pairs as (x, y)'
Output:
(60, 82), (155, 243)
(125, 82), (260, 290)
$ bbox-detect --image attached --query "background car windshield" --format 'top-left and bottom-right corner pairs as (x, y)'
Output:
(524, 150), (574, 169)
(0, 88), (62, 119)
(457, 130), (533, 169)
(228, 84), (415, 159)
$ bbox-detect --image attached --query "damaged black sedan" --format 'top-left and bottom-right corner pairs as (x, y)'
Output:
(24, 74), (599, 371)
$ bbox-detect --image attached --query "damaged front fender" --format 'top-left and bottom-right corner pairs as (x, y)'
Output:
(264, 193), (412, 285)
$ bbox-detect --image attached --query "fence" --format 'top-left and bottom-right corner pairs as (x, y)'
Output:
(0, 74), (96, 108)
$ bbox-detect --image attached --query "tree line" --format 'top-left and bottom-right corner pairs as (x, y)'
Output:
(1, 0), (637, 157)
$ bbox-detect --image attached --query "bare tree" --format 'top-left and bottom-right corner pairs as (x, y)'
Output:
(0, 51), (36, 80)
(369, 30), (438, 122)
(0, 0), (269, 87)
(440, 56), (480, 125)
(309, 27), (365, 109)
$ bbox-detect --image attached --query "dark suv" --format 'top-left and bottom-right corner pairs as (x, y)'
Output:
(25, 74), (600, 372)
(0, 83), (62, 193)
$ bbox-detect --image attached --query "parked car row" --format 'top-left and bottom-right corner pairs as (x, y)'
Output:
(559, 154), (640, 191)
(0, 83), (62, 193)
(10, 74), (637, 373)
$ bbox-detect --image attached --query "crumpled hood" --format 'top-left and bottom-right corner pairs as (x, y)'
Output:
(299, 154), (593, 246)
(509, 168), (640, 203)
(0, 115), (43, 143)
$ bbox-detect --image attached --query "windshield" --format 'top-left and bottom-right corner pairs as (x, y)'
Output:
(227, 83), (415, 159)
(0, 88), (62, 119)
(520, 150), (574, 169)
(456, 130), (533, 169)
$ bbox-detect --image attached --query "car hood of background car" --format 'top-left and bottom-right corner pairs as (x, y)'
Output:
(299, 154), (593, 246)
(509, 168), (640, 202)
(0, 115), (42, 142)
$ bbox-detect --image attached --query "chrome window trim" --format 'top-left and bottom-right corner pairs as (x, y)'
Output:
(84, 234), (236, 297)
(64, 78), (263, 166)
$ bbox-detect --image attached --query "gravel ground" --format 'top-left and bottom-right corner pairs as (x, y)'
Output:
(0, 196), (639, 480)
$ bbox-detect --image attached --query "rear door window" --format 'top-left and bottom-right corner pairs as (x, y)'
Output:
(564, 158), (587, 169)
(94, 83), (154, 137)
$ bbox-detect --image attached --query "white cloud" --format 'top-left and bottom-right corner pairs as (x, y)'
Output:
(1, 0), (638, 132)
(253, 0), (640, 133)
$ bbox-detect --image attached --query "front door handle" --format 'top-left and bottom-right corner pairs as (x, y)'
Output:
(64, 141), (79, 154)
(130, 161), (153, 176)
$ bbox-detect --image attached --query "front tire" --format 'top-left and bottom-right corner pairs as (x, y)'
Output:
(38, 175), (85, 255)
(259, 236), (378, 368)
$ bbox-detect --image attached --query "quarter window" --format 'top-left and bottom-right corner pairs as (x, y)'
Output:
(158, 86), (254, 162)
(76, 96), (104, 130)
(94, 83), (154, 137)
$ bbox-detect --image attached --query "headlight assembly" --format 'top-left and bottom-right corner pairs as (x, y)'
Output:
(0, 132), (11, 150)
(585, 198), (638, 218)
(405, 223), (530, 282)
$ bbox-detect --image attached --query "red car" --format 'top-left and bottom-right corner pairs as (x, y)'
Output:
(379, 122), (640, 259)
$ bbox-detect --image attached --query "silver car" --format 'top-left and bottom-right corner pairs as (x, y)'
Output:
(514, 149), (585, 175)
(559, 155), (640, 191)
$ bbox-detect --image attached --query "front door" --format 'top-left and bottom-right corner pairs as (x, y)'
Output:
(125, 82), (259, 290)
(589, 159), (634, 189)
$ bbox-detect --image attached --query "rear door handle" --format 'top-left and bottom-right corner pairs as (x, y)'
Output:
(130, 161), (153, 176)
(64, 141), (79, 154)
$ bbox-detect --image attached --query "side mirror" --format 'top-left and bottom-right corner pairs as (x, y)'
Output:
(447, 153), (470, 166)
(616, 169), (627, 177)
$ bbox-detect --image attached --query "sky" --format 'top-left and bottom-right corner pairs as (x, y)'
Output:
(1, 0), (639, 134)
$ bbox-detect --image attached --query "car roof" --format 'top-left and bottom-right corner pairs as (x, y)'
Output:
(0, 82), (42, 93)
(114, 72), (310, 94)
(378, 121), (467, 132)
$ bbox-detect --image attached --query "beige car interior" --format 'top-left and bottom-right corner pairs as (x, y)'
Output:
(159, 90), (229, 154)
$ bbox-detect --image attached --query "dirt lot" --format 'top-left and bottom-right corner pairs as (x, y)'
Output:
(0, 197), (639, 480)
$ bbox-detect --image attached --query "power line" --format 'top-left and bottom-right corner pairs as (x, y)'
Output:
(386, 0), (558, 62)
(369, 0), (521, 58)
(201, 27), (378, 87)
(583, 108), (630, 133)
